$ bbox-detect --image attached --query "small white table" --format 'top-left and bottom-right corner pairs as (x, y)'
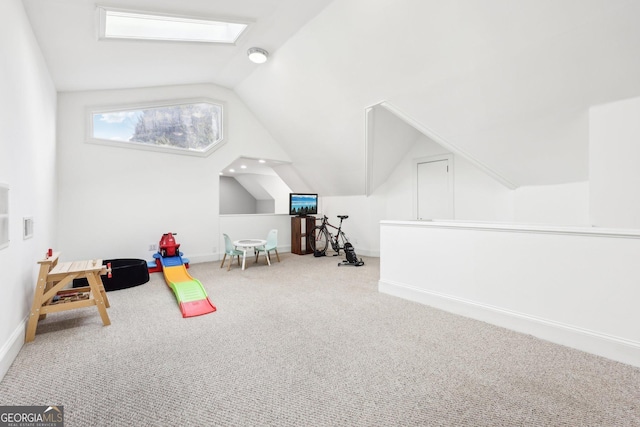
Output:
(233, 239), (268, 270)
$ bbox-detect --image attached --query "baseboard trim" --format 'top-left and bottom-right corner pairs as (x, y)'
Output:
(189, 246), (294, 264)
(187, 253), (218, 264)
(0, 317), (26, 382)
(358, 249), (379, 257)
(379, 280), (640, 368)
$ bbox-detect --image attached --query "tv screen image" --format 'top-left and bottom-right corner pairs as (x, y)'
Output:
(289, 193), (318, 216)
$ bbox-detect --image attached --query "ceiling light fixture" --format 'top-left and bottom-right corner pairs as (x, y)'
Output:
(247, 47), (269, 64)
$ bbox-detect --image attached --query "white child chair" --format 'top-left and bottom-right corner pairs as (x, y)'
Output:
(255, 229), (280, 265)
(221, 234), (243, 271)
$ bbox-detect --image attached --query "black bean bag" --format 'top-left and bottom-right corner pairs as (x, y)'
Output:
(73, 258), (149, 292)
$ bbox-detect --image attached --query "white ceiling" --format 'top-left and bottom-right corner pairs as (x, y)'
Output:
(21, 0), (334, 91)
(221, 157), (283, 177)
(21, 0), (640, 197)
(236, 0), (640, 194)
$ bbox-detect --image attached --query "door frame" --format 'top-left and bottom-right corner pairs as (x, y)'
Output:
(413, 154), (454, 220)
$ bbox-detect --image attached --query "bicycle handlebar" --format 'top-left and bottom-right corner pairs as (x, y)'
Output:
(317, 215), (347, 221)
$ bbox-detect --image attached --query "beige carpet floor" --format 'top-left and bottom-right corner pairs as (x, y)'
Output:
(1, 253), (639, 426)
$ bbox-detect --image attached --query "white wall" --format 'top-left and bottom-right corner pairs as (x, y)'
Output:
(387, 135), (514, 223)
(219, 214), (292, 258)
(56, 83), (291, 264)
(256, 199), (275, 214)
(325, 135), (515, 255)
(366, 105), (421, 195)
(590, 96), (640, 229)
(228, 172), (292, 215)
(257, 175), (292, 214)
(319, 195), (375, 256)
(514, 182), (590, 226)
(453, 154), (515, 223)
(379, 220), (640, 368)
(0, 0), (57, 381)
(220, 176), (257, 214)
(327, 131), (593, 256)
(237, 0), (640, 196)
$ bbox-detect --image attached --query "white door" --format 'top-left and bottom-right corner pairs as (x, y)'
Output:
(417, 158), (452, 220)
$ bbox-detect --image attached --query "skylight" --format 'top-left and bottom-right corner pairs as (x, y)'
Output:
(98, 8), (248, 44)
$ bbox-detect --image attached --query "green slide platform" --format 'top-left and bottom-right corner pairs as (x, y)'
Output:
(162, 262), (216, 318)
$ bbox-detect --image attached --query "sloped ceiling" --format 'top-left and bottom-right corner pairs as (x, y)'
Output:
(22, 0), (640, 196)
(236, 0), (640, 195)
(21, 0), (334, 90)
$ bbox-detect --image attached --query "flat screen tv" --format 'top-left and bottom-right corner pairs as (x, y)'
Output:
(289, 193), (318, 216)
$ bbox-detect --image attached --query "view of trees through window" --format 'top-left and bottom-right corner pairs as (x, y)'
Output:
(92, 101), (222, 152)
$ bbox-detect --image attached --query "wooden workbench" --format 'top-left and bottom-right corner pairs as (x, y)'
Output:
(25, 252), (111, 342)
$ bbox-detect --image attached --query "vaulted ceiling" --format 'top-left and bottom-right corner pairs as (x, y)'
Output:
(22, 0), (333, 90)
(22, 0), (640, 196)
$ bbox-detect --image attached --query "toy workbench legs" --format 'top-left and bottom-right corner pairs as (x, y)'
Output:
(25, 252), (111, 343)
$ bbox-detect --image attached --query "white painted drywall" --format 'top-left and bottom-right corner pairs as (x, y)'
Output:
(324, 134), (516, 255)
(56, 83), (292, 264)
(220, 176), (257, 214)
(379, 220), (640, 368)
(231, 173), (292, 214)
(237, 1), (640, 195)
(514, 182), (590, 226)
(367, 105), (421, 195)
(256, 200), (275, 214)
(319, 195), (373, 256)
(256, 175), (292, 214)
(218, 214), (292, 261)
(325, 129), (593, 256)
(590, 95), (640, 229)
(0, 0), (57, 382)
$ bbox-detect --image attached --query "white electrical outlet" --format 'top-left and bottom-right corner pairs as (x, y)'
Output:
(149, 243), (157, 251)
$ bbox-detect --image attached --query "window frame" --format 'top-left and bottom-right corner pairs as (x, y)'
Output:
(96, 6), (251, 45)
(86, 98), (227, 157)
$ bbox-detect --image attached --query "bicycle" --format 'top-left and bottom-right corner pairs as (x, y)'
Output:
(309, 215), (350, 256)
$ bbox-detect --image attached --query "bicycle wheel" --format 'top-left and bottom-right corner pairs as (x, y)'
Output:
(309, 226), (329, 253)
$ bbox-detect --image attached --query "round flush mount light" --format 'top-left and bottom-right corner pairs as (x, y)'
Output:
(247, 47), (269, 64)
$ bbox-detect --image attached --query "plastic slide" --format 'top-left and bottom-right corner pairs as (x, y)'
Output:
(160, 256), (216, 318)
